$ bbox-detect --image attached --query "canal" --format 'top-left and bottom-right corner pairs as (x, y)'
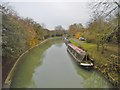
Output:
(11, 38), (113, 88)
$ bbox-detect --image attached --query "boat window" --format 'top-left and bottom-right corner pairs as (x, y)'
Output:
(70, 47), (72, 51)
(76, 53), (84, 60)
(68, 46), (71, 51)
(82, 55), (91, 63)
(74, 50), (77, 55)
(68, 46), (70, 49)
(72, 49), (75, 54)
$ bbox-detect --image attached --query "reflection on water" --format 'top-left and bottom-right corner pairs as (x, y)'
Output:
(11, 39), (113, 88)
(11, 38), (62, 88)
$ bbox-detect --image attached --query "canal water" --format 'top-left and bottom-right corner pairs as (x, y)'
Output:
(11, 38), (113, 88)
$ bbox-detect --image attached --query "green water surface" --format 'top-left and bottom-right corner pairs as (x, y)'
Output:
(11, 38), (113, 88)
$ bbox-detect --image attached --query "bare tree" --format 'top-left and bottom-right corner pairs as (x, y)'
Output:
(55, 25), (64, 31)
(54, 25), (65, 36)
(1, 2), (17, 16)
(92, 0), (119, 17)
(90, 0), (119, 53)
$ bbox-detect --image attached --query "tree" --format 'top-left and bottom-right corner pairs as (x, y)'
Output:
(92, 0), (119, 18)
(69, 23), (84, 36)
(2, 4), (52, 83)
(55, 25), (64, 31)
(54, 25), (65, 36)
(90, 0), (120, 53)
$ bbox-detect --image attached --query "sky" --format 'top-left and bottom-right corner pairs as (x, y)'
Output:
(3, 0), (93, 30)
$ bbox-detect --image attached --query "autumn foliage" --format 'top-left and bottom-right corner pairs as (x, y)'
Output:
(75, 32), (81, 39)
(2, 5), (53, 83)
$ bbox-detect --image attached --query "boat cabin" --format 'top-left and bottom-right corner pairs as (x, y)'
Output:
(67, 43), (94, 67)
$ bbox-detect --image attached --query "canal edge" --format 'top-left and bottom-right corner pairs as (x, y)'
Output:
(2, 37), (57, 88)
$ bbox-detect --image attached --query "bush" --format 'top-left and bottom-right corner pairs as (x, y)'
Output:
(85, 35), (96, 43)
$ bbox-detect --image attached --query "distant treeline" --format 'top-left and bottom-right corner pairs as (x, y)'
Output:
(68, 15), (119, 44)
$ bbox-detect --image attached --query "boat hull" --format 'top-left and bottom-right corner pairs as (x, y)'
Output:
(67, 46), (94, 68)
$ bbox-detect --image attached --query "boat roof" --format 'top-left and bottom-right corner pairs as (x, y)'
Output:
(68, 43), (86, 54)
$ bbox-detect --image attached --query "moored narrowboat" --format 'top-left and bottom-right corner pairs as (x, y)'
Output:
(63, 37), (71, 45)
(67, 43), (94, 67)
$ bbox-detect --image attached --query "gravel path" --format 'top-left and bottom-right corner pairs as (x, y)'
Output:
(72, 38), (84, 44)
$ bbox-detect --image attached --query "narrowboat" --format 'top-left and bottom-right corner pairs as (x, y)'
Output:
(63, 37), (71, 45)
(67, 43), (94, 67)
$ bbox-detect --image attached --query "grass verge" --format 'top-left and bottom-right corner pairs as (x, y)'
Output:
(70, 38), (120, 88)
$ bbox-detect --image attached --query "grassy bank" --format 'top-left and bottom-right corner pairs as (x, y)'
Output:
(70, 38), (119, 88)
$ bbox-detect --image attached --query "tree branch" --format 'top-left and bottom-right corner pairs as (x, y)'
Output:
(105, 6), (117, 17)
